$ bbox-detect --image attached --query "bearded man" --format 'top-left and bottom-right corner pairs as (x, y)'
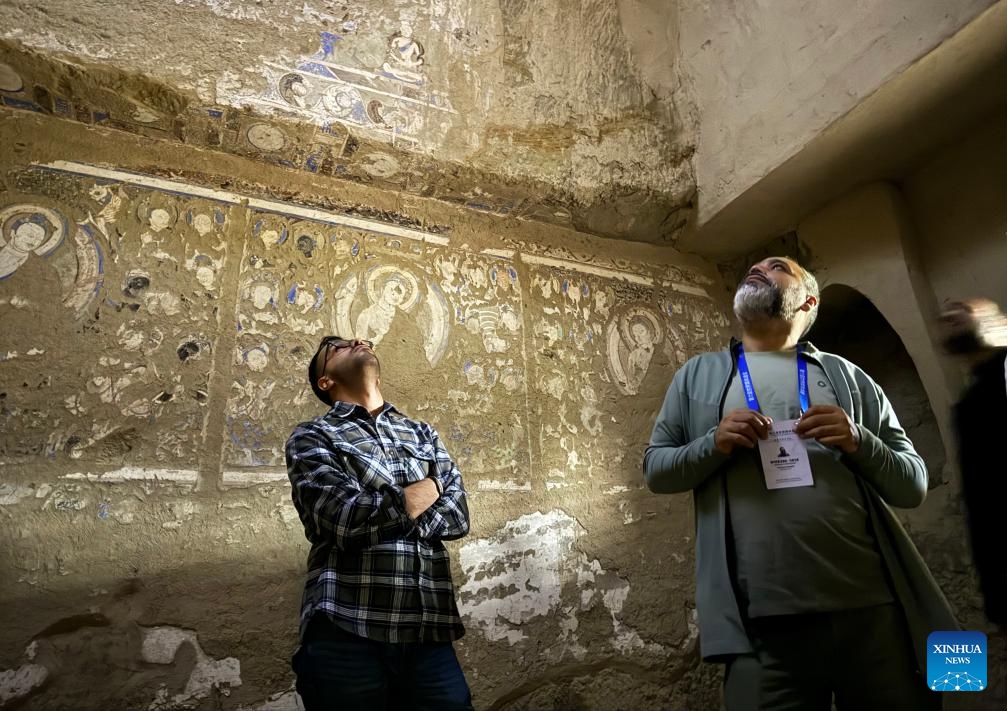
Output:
(644, 257), (957, 710)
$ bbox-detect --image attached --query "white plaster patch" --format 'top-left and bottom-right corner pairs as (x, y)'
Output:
(61, 468), (198, 484)
(0, 663), (48, 705)
(618, 500), (639, 525)
(459, 510), (577, 644)
(0, 484), (35, 506)
(223, 470), (288, 486)
(142, 626), (241, 709)
(475, 479), (532, 491)
(0, 295), (29, 308)
(458, 509), (664, 658)
(272, 498), (301, 529)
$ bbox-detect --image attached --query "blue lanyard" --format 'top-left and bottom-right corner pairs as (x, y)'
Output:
(736, 344), (810, 414)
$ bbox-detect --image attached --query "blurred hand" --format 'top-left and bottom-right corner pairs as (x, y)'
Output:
(404, 477), (439, 519)
(714, 408), (773, 455)
(796, 405), (860, 453)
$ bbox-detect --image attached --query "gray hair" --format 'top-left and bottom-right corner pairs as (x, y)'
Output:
(796, 262), (820, 336)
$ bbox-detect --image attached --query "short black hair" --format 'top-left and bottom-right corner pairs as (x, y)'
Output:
(307, 340), (333, 406)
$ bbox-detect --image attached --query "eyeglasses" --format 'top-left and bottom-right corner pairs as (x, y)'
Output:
(318, 336), (374, 353)
(314, 337), (375, 381)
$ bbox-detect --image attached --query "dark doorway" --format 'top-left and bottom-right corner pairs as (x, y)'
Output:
(808, 284), (946, 487)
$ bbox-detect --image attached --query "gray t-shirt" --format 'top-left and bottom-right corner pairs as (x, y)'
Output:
(724, 349), (893, 617)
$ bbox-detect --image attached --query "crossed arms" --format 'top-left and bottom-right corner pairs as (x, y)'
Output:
(286, 424), (470, 550)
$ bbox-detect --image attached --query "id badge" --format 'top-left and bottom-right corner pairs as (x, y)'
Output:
(758, 419), (814, 490)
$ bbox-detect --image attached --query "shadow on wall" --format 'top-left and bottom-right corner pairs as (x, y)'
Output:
(807, 284), (947, 488)
(0, 560), (304, 710)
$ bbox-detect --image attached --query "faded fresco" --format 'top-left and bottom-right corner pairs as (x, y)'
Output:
(0, 171), (229, 473)
(235, 29), (455, 149)
(0, 162), (731, 487)
(0, 160), (734, 710)
(527, 265), (720, 500)
(227, 217), (530, 488)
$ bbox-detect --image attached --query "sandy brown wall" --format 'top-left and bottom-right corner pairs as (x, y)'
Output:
(0, 110), (732, 710)
(902, 105), (1007, 312)
(678, 0), (996, 225)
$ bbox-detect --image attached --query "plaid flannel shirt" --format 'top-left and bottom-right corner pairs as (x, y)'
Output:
(286, 401), (470, 644)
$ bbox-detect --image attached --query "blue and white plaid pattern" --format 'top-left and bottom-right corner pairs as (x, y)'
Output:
(286, 401), (470, 644)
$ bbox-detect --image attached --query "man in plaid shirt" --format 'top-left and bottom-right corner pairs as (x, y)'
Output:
(286, 336), (473, 710)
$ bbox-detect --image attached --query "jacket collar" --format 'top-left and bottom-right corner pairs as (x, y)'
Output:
(728, 337), (822, 357)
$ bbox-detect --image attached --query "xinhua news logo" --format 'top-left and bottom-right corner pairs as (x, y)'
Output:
(927, 631), (987, 692)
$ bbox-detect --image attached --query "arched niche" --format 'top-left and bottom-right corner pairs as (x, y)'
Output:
(807, 284), (946, 487)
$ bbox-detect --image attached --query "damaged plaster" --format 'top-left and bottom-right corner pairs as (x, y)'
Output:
(458, 509), (665, 658)
(0, 110), (727, 708)
(142, 626), (242, 709)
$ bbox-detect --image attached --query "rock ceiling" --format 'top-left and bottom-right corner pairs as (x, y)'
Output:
(0, 0), (693, 245)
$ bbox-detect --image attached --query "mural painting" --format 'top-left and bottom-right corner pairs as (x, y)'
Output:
(226, 225), (531, 488)
(526, 260), (728, 506)
(236, 28), (456, 150)
(607, 306), (664, 396)
(0, 172), (228, 470)
(334, 264), (450, 367)
(0, 160), (739, 709)
(0, 43), (578, 233)
(1, 162), (729, 500)
(226, 214), (339, 469)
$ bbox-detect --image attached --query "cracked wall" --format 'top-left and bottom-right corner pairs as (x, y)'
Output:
(0, 110), (730, 710)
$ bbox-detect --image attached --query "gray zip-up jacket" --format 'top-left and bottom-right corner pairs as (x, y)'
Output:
(644, 341), (958, 669)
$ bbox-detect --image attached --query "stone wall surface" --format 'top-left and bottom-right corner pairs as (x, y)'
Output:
(0, 0), (695, 244)
(678, 0), (996, 224)
(0, 110), (732, 710)
(903, 104), (1007, 312)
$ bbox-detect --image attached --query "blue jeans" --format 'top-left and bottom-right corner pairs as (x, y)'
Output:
(293, 616), (474, 711)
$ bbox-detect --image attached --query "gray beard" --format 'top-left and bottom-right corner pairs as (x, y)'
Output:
(733, 281), (804, 326)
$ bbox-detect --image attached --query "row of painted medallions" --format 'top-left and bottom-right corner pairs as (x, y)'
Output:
(0, 29), (572, 228)
(0, 170), (730, 481)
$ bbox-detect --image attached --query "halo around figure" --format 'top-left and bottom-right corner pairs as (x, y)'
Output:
(365, 265), (421, 312)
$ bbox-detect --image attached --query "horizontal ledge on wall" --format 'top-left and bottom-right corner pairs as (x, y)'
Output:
(61, 468), (198, 484)
(26, 161), (715, 293)
(35, 160), (451, 245)
(520, 253), (655, 285)
(668, 282), (710, 297)
(222, 470), (289, 487)
(480, 248), (516, 258)
(475, 479), (533, 491)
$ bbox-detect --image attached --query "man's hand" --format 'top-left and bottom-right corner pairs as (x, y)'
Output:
(714, 409), (773, 455)
(403, 478), (440, 520)
(796, 405), (860, 453)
